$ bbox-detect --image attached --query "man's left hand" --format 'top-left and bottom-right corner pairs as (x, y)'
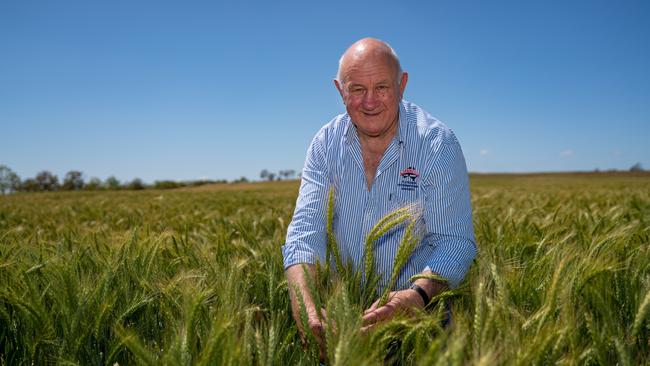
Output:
(361, 288), (424, 332)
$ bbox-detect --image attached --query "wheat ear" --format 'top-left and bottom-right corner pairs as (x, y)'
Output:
(326, 186), (344, 275)
(379, 219), (419, 306)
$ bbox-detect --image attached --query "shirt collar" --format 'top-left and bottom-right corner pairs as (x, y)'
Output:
(343, 100), (409, 145)
(396, 100), (409, 146)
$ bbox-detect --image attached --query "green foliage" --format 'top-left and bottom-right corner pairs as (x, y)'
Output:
(326, 187), (344, 276)
(84, 177), (103, 191)
(105, 176), (121, 190)
(128, 178), (146, 190)
(0, 175), (648, 364)
(0, 165), (20, 195)
(62, 170), (85, 191)
(154, 180), (185, 190)
(34, 170), (60, 191)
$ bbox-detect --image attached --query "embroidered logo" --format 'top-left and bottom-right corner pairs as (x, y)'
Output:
(398, 166), (419, 191)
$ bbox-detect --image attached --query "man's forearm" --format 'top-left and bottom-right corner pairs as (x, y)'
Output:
(285, 263), (319, 335)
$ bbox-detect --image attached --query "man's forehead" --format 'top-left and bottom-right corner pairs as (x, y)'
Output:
(340, 60), (397, 84)
(342, 48), (393, 69)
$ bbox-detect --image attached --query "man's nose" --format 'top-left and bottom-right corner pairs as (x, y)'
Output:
(362, 89), (379, 109)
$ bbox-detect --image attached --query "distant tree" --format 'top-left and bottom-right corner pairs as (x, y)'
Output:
(85, 177), (103, 190)
(268, 173), (276, 181)
(128, 178), (145, 190)
(231, 176), (249, 183)
(190, 179), (225, 187)
(105, 176), (121, 190)
(0, 165), (20, 194)
(9, 173), (21, 192)
(260, 169), (270, 181)
(20, 178), (39, 192)
(278, 170), (288, 180)
(62, 170), (84, 190)
(35, 171), (59, 191)
(154, 180), (183, 189)
(630, 162), (644, 172)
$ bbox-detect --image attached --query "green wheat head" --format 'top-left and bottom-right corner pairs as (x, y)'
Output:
(378, 217), (422, 307)
(326, 186), (345, 276)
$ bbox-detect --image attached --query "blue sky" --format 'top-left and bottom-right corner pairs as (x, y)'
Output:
(1, 0), (648, 182)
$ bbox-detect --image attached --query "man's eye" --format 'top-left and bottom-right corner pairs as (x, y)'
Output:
(351, 88), (365, 95)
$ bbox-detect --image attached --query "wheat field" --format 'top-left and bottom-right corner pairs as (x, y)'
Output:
(0, 174), (648, 365)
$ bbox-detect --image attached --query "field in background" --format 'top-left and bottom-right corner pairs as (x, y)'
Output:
(1, 174), (649, 364)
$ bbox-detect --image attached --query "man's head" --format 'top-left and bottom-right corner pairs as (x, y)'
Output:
(334, 38), (408, 140)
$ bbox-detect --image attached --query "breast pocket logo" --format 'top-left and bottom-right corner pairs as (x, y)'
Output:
(398, 167), (419, 191)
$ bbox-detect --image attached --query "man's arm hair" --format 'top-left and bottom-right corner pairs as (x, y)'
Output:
(285, 263), (320, 340)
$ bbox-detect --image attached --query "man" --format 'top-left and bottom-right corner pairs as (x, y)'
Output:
(281, 38), (476, 354)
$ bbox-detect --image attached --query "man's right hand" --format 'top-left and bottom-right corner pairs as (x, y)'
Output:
(285, 264), (328, 362)
(305, 308), (329, 362)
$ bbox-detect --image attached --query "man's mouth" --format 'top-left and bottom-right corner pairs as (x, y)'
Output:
(362, 110), (382, 116)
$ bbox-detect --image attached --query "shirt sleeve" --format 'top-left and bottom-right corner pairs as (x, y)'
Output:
(281, 131), (329, 269)
(420, 133), (477, 288)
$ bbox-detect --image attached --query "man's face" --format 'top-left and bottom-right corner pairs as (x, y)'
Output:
(335, 55), (408, 139)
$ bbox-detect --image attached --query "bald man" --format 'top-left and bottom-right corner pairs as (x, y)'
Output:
(282, 38), (476, 356)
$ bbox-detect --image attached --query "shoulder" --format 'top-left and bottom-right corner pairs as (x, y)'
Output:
(401, 100), (460, 152)
(311, 112), (350, 149)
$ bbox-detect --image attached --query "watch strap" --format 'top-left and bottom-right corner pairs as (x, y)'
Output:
(409, 283), (430, 307)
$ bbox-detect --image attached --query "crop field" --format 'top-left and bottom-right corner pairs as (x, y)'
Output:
(0, 174), (649, 365)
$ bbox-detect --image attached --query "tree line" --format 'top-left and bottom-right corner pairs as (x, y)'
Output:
(0, 165), (238, 194)
(259, 169), (298, 181)
(0, 165), (303, 194)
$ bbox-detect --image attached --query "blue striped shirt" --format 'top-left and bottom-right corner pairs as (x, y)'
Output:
(282, 100), (476, 290)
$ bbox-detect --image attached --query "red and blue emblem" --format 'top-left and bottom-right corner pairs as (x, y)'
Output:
(398, 166), (419, 191)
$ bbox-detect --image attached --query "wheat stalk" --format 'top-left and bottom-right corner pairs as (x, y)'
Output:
(632, 289), (650, 337)
(378, 219), (420, 306)
(326, 186), (344, 276)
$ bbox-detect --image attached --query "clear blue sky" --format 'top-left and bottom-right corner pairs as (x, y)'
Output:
(1, 0), (649, 183)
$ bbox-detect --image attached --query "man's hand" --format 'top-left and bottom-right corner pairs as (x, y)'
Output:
(361, 271), (448, 332)
(285, 264), (329, 362)
(361, 288), (424, 332)
(305, 308), (329, 362)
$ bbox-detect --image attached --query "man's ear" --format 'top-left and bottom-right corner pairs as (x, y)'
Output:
(333, 79), (344, 99)
(399, 72), (409, 98)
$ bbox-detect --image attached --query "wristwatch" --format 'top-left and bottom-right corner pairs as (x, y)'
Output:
(409, 283), (430, 308)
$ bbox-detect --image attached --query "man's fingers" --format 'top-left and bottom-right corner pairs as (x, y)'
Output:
(308, 319), (324, 337)
(373, 302), (397, 322)
(308, 316), (326, 340)
(363, 299), (380, 315)
(307, 316), (328, 363)
(360, 323), (376, 334)
(361, 310), (378, 326)
(361, 301), (398, 326)
(320, 308), (328, 321)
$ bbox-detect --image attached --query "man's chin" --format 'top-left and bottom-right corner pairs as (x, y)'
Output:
(356, 126), (390, 138)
